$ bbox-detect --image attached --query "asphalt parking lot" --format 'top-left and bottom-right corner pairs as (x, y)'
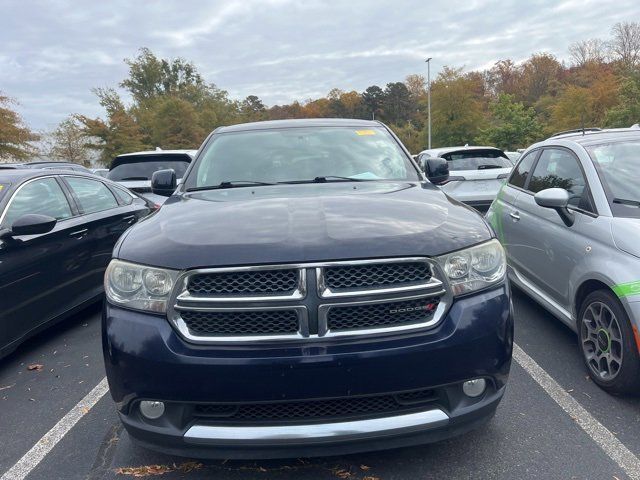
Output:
(1, 289), (639, 480)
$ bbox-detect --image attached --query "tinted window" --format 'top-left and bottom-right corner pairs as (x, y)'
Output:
(112, 186), (134, 205)
(189, 127), (419, 189)
(508, 151), (537, 188)
(2, 178), (72, 227)
(586, 140), (640, 218)
(529, 149), (590, 210)
(66, 177), (118, 214)
(442, 150), (511, 170)
(108, 157), (190, 181)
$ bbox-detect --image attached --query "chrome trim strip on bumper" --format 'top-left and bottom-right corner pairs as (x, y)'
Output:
(183, 408), (449, 445)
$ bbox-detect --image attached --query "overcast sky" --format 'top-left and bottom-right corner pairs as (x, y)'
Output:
(1, 0), (639, 131)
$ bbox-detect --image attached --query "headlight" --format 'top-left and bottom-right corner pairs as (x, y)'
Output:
(436, 239), (506, 295)
(105, 259), (179, 313)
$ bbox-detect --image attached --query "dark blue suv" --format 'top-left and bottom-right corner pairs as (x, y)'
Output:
(102, 119), (512, 459)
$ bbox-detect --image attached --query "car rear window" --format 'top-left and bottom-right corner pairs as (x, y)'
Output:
(442, 150), (511, 170)
(108, 155), (190, 181)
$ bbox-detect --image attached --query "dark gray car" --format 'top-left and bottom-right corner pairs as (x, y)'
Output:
(487, 126), (640, 394)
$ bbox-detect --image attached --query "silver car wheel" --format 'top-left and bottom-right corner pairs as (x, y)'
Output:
(581, 301), (624, 381)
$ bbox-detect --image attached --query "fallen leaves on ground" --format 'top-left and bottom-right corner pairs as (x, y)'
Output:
(115, 461), (203, 477)
(360, 465), (371, 471)
(363, 476), (381, 480)
(332, 468), (354, 478)
(0, 384), (15, 391)
(27, 364), (43, 371)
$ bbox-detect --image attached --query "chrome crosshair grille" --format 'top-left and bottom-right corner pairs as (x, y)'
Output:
(167, 258), (450, 343)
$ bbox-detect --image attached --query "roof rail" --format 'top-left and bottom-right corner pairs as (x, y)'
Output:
(549, 128), (602, 138)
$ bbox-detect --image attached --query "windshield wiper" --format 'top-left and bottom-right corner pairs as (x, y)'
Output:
(613, 198), (640, 207)
(120, 176), (149, 181)
(477, 165), (502, 170)
(186, 180), (276, 192)
(279, 176), (367, 184)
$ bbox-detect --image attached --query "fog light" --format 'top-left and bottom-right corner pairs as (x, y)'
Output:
(139, 400), (165, 420)
(462, 378), (486, 397)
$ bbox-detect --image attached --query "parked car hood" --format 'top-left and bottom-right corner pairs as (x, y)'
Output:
(611, 218), (640, 258)
(116, 181), (492, 270)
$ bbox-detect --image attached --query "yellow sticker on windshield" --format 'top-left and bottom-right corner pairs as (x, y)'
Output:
(355, 130), (376, 136)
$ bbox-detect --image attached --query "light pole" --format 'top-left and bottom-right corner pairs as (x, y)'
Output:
(425, 57), (432, 149)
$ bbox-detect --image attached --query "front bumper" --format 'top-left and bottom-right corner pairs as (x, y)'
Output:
(103, 285), (512, 458)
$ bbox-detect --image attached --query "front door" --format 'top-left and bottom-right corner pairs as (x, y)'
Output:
(510, 148), (596, 311)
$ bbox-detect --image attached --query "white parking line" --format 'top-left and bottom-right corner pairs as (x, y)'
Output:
(513, 343), (640, 480)
(0, 377), (109, 480)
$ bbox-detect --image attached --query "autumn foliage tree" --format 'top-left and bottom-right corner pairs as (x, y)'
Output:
(0, 93), (39, 161)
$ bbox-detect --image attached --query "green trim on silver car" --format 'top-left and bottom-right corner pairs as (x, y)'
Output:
(612, 281), (640, 298)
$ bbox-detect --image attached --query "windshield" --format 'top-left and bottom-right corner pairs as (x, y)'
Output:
(186, 126), (420, 189)
(586, 139), (640, 218)
(442, 150), (511, 170)
(108, 158), (190, 181)
(0, 183), (8, 203)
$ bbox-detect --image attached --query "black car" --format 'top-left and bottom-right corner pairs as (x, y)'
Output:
(0, 160), (93, 174)
(103, 119), (513, 459)
(0, 169), (150, 358)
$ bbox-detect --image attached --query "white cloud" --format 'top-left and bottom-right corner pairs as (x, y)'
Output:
(0, 0), (639, 129)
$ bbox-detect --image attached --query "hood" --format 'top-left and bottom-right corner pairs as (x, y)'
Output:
(611, 218), (640, 258)
(116, 181), (492, 270)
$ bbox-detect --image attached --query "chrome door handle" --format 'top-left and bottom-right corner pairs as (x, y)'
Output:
(509, 212), (520, 221)
(69, 228), (88, 238)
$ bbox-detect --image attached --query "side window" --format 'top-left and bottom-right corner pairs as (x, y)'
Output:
(65, 177), (119, 214)
(2, 178), (72, 227)
(508, 151), (537, 189)
(529, 149), (591, 210)
(112, 186), (134, 205)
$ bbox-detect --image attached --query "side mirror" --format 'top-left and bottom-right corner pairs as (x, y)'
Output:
(151, 169), (177, 197)
(422, 157), (450, 185)
(0, 214), (57, 239)
(534, 188), (575, 226)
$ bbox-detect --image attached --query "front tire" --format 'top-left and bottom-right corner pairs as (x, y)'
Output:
(578, 290), (640, 395)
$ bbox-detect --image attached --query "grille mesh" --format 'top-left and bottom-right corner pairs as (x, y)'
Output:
(323, 262), (431, 291)
(327, 297), (440, 331)
(180, 310), (299, 336)
(193, 389), (436, 421)
(188, 269), (298, 296)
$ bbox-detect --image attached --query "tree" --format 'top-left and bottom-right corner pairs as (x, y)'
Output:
(241, 95), (267, 121)
(609, 22), (640, 70)
(0, 93), (39, 161)
(477, 94), (543, 150)
(520, 53), (563, 104)
(44, 116), (93, 166)
(391, 122), (424, 153)
(382, 82), (412, 125)
(77, 88), (148, 165)
(604, 74), (640, 127)
(430, 67), (484, 146)
(120, 47), (208, 103)
(569, 39), (608, 67)
(485, 60), (522, 97)
(144, 96), (205, 149)
(549, 86), (596, 132)
(361, 85), (384, 120)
